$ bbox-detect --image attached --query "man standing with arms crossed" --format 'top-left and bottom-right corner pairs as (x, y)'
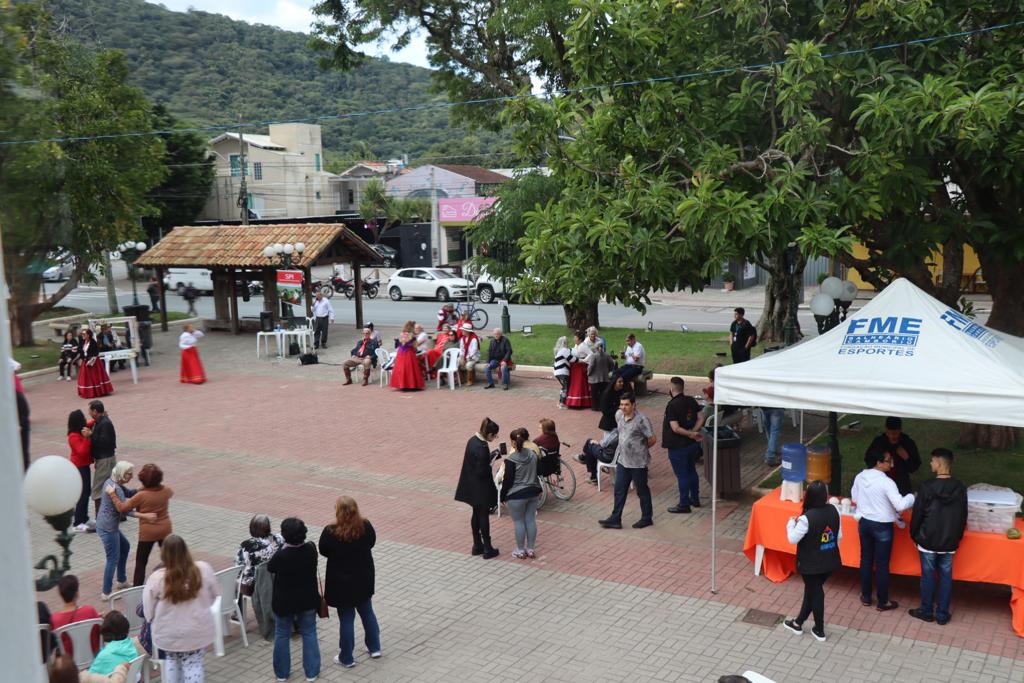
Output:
(89, 400), (117, 523)
(311, 289), (335, 349)
(663, 377), (704, 514)
(599, 392), (657, 529)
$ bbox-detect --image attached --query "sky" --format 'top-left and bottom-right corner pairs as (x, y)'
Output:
(149, 0), (432, 69)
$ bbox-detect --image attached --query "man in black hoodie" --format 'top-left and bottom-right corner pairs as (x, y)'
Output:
(908, 448), (967, 625)
(865, 416), (921, 495)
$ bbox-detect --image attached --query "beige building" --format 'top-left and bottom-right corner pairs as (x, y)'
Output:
(201, 123), (337, 221)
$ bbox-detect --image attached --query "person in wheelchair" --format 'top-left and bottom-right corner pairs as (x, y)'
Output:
(576, 429), (619, 484)
(533, 418), (561, 477)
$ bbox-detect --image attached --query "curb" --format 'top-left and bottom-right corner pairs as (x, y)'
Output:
(505, 364), (706, 384)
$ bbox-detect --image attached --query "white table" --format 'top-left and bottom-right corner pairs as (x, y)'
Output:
(256, 329), (313, 359)
(99, 350), (139, 384)
(256, 331), (284, 359)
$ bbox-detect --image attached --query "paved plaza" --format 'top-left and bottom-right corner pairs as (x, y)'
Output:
(24, 326), (1024, 682)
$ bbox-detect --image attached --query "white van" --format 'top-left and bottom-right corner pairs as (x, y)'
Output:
(164, 268), (215, 294)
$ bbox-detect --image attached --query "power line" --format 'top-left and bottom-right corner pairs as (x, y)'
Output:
(1, 21), (1019, 148)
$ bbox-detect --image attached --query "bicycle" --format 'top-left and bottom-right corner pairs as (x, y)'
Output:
(454, 300), (488, 330)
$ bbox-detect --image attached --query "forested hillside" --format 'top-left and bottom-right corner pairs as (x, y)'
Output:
(45, 0), (510, 164)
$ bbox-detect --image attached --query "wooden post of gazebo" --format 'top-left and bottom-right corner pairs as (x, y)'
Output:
(353, 261), (364, 329)
(302, 266), (314, 318)
(228, 267), (240, 334)
(156, 267), (169, 332)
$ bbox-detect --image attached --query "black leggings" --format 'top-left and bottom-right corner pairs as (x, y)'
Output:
(796, 572), (831, 628)
(470, 504), (492, 548)
(557, 375), (570, 405)
(133, 539), (163, 587)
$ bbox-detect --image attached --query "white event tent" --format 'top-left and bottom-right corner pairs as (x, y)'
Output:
(705, 278), (1024, 590)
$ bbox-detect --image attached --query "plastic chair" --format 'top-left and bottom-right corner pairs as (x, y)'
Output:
(125, 653), (148, 681)
(214, 566), (248, 648)
(54, 617), (103, 669)
(38, 623), (53, 663)
(437, 347), (462, 390)
(596, 449), (620, 493)
(375, 348), (392, 386)
(109, 586), (145, 636)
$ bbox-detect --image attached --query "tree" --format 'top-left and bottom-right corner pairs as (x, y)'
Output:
(358, 178), (431, 240)
(0, 3), (166, 345)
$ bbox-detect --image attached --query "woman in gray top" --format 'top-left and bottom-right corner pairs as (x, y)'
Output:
(499, 428), (543, 559)
(98, 461), (152, 598)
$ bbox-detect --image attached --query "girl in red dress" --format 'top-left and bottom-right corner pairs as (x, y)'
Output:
(179, 324), (206, 384)
(77, 328), (114, 398)
(389, 323), (425, 391)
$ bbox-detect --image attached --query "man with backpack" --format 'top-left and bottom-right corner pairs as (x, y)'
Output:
(729, 307), (757, 363)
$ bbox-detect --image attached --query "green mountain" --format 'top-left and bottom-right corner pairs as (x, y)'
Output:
(44, 0), (509, 165)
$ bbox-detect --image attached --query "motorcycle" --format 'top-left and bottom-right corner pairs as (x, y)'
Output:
(329, 275), (379, 299)
(309, 279), (334, 298)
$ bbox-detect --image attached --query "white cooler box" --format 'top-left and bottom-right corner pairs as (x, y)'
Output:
(966, 484), (1023, 534)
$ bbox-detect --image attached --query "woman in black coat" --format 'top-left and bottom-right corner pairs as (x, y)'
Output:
(267, 517), (321, 681)
(318, 496), (381, 668)
(599, 377), (632, 433)
(454, 417), (501, 559)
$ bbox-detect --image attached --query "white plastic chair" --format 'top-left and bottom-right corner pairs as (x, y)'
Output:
(596, 450), (620, 493)
(109, 585), (145, 636)
(54, 617), (103, 669)
(125, 653), (149, 681)
(437, 347), (462, 390)
(214, 566), (248, 648)
(375, 347), (392, 386)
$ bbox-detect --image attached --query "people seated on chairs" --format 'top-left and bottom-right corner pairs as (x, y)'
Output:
(236, 514), (284, 598)
(50, 574), (101, 656)
(599, 376), (633, 435)
(437, 303), (458, 331)
(343, 327), (379, 386)
(614, 332), (645, 382)
(389, 325), (426, 391)
(88, 611), (142, 676)
(97, 324), (127, 371)
(576, 429), (619, 484)
(483, 328), (513, 390)
(425, 323), (455, 378)
(534, 418), (561, 476)
(365, 322), (383, 348)
(457, 323), (480, 386)
(52, 653), (131, 683)
(413, 322), (431, 376)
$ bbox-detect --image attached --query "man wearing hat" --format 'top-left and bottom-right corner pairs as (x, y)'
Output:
(437, 303), (458, 331)
(343, 327), (379, 386)
(457, 323), (480, 386)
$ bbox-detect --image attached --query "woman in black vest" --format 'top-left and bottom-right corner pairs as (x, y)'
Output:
(454, 417), (501, 559)
(783, 480), (842, 642)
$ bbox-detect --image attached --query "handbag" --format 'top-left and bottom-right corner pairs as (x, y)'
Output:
(317, 576), (329, 619)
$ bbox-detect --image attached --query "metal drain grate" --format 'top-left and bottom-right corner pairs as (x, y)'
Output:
(740, 608), (784, 628)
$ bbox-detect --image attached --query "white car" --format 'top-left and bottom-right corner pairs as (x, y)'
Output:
(387, 268), (472, 302)
(473, 267), (549, 304)
(43, 262), (72, 282)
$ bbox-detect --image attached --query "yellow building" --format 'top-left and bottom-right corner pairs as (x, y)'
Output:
(846, 243), (983, 292)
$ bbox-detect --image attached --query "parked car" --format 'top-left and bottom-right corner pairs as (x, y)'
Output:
(164, 268), (214, 294)
(43, 261), (73, 282)
(372, 244), (398, 268)
(472, 267), (550, 305)
(387, 268), (472, 302)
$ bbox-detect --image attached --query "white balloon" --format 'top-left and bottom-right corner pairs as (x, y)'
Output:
(23, 456), (81, 517)
(809, 292), (836, 317)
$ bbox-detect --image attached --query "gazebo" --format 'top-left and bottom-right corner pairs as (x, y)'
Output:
(135, 224), (382, 332)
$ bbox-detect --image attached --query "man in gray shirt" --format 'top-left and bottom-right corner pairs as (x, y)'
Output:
(599, 392), (657, 529)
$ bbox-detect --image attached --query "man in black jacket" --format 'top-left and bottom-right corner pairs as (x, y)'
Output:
(908, 448), (967, 625)
(483, 328), (513, 390)
(88, 400), (117, 522)
(865, 416), (921, 495)
(343, 328), (379, 386)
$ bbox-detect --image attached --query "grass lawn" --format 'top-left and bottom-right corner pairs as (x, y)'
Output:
(759, 414), (1024, 497)
(35, 306), (87, 321)
(12, 341), (62, 373)
(506, 324), (766, 376)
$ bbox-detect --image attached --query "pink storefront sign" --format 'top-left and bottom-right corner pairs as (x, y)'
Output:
(438, 197), (496, 224)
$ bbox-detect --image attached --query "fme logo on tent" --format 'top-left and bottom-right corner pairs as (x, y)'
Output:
(838, 316), (921, 357)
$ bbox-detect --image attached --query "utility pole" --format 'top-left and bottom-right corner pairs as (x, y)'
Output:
(237, 129), (249, 225)
(429, 166), (438, 266)
(104, 251), (119, 314)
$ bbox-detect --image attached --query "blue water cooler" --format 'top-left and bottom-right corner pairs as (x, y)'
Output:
(780, 444), (807, 482)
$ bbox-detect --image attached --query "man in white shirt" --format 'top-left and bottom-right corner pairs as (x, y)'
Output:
(311, 290), (335, 349)
(851, 450), (915, 611)
(413, 323), (430, 355)
(616, 333), (646, 382)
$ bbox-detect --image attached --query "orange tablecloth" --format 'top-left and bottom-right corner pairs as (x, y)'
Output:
(743, 487), (1024, 637)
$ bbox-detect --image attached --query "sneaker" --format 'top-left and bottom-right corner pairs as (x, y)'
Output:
(631, 519), (653, 529)
(484, 384), (495, 389)
(810, 626), (826, 642)
(574, 454), (587, 464)
(333, 655), (355, 669)
(369, 651), (381, 659)
(876, 600), (899, 612)
(100, 593), (111, 602)
(782, 619), (803, 635)
(598, 518), (622, 529)
(512, 549), (526, 559)
(306, 677), (318, 681)
(115, 581), (129, 590)
(277, 678), (287, 681)
(525, 550), (535, 559)
(907, 607), (934, 623)
(586, 477), (598, 485)
(73, 523), (90, 533)
(57, 376), (64, 381)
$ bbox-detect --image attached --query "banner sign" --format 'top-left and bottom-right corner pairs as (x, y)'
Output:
(438, 197), (497, 224)
(276, 270), (304, 307)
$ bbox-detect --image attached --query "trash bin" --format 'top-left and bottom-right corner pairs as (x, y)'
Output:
(703, 425), (742, 497)
(138, 321), (153, 367)
(122, 304), (150, 322)
(259, 311), (274, 332)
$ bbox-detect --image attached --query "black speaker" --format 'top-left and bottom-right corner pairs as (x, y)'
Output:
(259, 311), (274, 332)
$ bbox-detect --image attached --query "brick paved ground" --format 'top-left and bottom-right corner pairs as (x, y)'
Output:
(24, 327), (1024, 682)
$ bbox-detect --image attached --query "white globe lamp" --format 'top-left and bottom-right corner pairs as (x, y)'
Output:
(294, 242), (305, 254)
(809, 292), (836, 317)
(263, 245), (276, 259)
(283, 243), (294, 255)
(24, 456), (83, 591)
(135, 241), (147, 252)
(821, 276), (843, 300)
(839, 279), (858, 303)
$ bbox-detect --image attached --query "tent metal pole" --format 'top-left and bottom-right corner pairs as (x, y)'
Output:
(800, 410), (804, 443)
(711, 406), (720, 595)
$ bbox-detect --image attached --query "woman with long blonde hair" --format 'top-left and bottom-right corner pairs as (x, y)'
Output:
(318, 496), (381, 668)
(142, 534), (219, 683)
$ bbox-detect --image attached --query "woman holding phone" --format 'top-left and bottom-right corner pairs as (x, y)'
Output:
(455, 417), (501, 559)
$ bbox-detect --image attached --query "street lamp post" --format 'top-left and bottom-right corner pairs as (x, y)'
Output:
(809, 276), (858, 494)
(118, 241), (148, 306)
(263, 242), (306, 319)
(23, 455), (83, 591)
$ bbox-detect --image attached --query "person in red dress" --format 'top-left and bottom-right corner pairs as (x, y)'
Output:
(565, 331), (592, 409)
(425, 323), (454, 378)
(179, 324), (206, 384)
(389, 323), (425, 391)
(77, 328), (114, 398)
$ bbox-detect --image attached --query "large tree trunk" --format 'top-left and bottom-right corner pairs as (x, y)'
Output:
(5, 258), (86, 346)
(757, 256), (804, 345)
(563, 300), (599, 332)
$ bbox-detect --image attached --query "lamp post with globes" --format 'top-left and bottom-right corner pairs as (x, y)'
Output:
(809, 275), (858, 493)
(23, 456), (83, 591)
(118, 241), (148, 307)
(263, 242), (306, 319)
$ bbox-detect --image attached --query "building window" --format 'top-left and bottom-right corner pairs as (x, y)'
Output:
(254, 162), (262, 180)
(348, 190), (354, 205)
(315, 191), (321, 200)
(229, 155), (248, 177)
(314, 153), (321, 172)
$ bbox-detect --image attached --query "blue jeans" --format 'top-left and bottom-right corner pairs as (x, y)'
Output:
(485, 360), (510, 386)
(858, 518), (894, 605)
(617, 364), (643, 382)
(667, 444), (701, 507)
(273, 610), (320, 680)
(337, 600), (381, 666)
(762, 408), (785, 463)
(97, 527), (129, 594)
(609, 464), (652, 524)
(919, 551), (954, 621)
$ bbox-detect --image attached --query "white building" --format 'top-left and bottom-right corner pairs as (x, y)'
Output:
(201, 123), (338, 221)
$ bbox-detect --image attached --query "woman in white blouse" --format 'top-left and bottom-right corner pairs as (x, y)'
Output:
(178, 324), (206, 384)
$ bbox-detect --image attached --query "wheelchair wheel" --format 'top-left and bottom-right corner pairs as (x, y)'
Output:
(549, 458), (577, 500)
(536, 479), (548, 510)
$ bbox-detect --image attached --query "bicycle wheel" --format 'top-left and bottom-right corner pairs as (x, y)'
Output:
(549, 458), (577, 500)
(470, 307), (488, 330)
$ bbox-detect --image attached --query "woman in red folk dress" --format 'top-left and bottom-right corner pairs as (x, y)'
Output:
(389, 323), (425, 391)
(565, 331), (592, 409)
(77, 328), (114, 399)
(179, 324), (206, 384)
